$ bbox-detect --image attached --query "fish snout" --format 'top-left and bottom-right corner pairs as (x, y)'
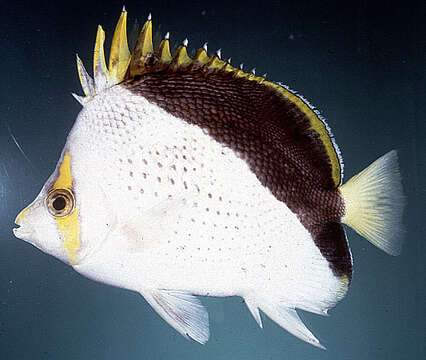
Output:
(13, 207), (35, 240)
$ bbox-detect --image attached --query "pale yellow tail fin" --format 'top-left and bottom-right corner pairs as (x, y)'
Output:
(339, 150), (405, 255)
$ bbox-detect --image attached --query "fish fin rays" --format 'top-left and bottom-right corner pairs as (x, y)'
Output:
(141, 289), (209, 344)
(245, 298), (263, 328)
(76, 54), (95, 97)
(339, 150), (405, 255)
(255, 299), (325, 349)
(71, 93), (88, 106)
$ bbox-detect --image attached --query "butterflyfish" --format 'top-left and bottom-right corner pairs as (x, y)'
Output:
(13, 9), (405, 348)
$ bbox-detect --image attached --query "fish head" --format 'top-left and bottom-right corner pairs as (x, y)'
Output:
(13, 185), (74, 264)
(13, 149), (114, 266)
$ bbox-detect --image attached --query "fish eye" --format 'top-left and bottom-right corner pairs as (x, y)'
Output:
(46, 189), (75, 217)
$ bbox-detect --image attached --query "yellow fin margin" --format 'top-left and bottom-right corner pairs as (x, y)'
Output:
(263, 81), (342, 186)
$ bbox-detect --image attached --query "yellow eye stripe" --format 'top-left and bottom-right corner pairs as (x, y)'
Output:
(53, 152), (80, 265)
(53, 152), (73, 189)
(57, 210), (80, 265)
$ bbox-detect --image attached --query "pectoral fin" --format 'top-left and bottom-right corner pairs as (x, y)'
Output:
(141, 289), (209, 344)
(119, 193), (198, 253)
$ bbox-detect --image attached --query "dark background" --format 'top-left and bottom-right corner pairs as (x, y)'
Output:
(0, 0), (424, 359)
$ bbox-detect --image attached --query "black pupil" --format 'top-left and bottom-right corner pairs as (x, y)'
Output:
(53, 196), (67, 211)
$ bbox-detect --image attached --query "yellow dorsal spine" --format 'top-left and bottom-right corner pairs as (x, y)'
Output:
(223, 62), (234, 73)
(233, 68), (250, 79)
(139, 18), (154, 55)
(129, 17), (153, 76)
(206, 54), (226, 70)
(109, 9), (131, 83)
(157, 37), (172, 63)
(172, 44), (192, 66)
(93, 25), (110, 90)
(193, 48), (210, 64)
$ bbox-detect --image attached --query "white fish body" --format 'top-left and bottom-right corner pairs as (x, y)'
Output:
(13, 10), (404, 348)
(69, 85), (340, 346)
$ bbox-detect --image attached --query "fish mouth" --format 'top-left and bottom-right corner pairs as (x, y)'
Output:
(13, 221), (34, 240)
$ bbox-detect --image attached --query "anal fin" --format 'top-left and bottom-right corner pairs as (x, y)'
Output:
(258, 300), (325, 349)
(141, 289), (209, 344)
(245, 298), (263, 328)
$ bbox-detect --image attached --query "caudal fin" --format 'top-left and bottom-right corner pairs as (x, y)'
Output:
(339, 150), (405, 255)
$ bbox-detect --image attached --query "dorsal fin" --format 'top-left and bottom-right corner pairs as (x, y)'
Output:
(75, 10), (343, 186)
(193, 47), (209, 64)
(171, 43), (192, 67)
(108, 9), (131, 82)
(128, 15), (153, 77)
(93, 25), (109, 92)
(157, 34), (172, 63)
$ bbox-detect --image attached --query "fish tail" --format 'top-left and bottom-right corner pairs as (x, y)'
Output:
(339, 150), (405, 255)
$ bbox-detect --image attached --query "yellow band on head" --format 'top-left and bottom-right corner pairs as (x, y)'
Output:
(57, 207), (80, 265)
(53, 152), (80, 265)
(54, 152), (73, 189)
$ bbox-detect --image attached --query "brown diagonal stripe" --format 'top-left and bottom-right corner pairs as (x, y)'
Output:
(125, 65), (352, 278)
